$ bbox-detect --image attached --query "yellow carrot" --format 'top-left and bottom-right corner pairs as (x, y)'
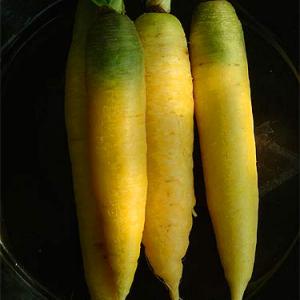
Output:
(85, 0), (147, 299)
(135, 0), (195, 299)
(65, 0), (118, 299)
(190, 1), (259, 300)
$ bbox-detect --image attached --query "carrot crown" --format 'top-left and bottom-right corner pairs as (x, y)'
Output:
(91, 0), (125, 14)
(146, 0), (171, 13)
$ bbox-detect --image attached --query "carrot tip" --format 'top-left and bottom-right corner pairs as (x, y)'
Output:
(230, 283), (246, 300)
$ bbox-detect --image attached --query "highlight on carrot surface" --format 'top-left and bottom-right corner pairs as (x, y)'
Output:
(85, 0), (147, 299)
(135, 0), (195, 298)
(66, 0), (147, 299)
(189, 1), (259, 300)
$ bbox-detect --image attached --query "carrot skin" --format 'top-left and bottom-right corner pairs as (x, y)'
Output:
(136, 12), (195, 300)
(86, 11), (147, 300)
(190, 2), (259, 299)
(65, 1), (118, 299)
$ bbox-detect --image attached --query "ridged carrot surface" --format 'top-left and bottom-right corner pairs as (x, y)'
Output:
(65, 0), (117, 299)
(85, 1), (147, 298)
(66, 0), (147, 299)
(136, 1), (195, 298)
(190, 1), (259, 300)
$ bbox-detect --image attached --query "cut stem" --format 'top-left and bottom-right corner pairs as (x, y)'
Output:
(146, 0), (171, 13)
(91, 0), (125, 14)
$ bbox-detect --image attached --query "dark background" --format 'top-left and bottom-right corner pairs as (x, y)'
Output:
(1, 0), (299, 299)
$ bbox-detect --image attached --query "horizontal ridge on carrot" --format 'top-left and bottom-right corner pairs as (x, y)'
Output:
(190, 1), (259, 300)
(135, 0), (195, 299)
(86, 0), (147, 298)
